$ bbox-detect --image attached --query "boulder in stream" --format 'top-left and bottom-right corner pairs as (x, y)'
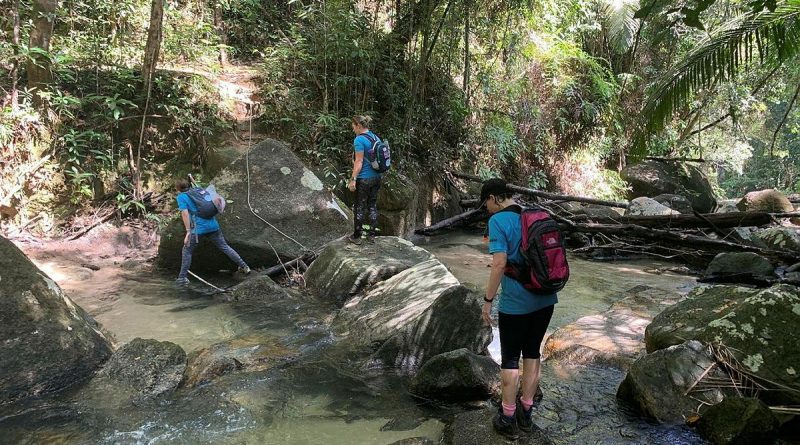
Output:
(157, 139), (352, 272)
(305, 236), (435, 305)
(696, 398), (780, 445)
(621, 160), (718, 213)
(101, 338), (187, 400)
(653, 194), (694, 214)
(617, 340), (729, 424)
(737, 189), (795, 213)
(624, 197), (680, 216)
(332, 258), (461, 346)
(442, 407), (554, 445)
(375, 285), (492, 374)
(0, 235), (112, 404)
(704, 252), (775, 281)
(409, 348), (500, 402)
(645, 284), (800, 406)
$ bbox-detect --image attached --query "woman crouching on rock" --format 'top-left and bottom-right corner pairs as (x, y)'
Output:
(480, 178), (558, 440)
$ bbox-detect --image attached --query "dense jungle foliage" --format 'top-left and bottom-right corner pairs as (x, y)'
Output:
(1, 0), (800, 233)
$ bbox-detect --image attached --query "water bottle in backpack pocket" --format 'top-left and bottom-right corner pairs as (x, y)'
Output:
(361, 133), (391, 173)
(504, 208), (570, 294)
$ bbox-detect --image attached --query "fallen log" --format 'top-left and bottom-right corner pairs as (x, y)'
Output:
(264, 252), (318, 278)
(415, 208), (487, 235)
(460, 198), (481, 208)
(569, 211), (774, 229)
(451, 172), (629, 208)
(644, 156), (705, 163)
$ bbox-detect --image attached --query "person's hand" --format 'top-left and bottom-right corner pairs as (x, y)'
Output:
(482, 301), (495, 327)
(348, 179), (356, 192)
(184, 232), (191, 246)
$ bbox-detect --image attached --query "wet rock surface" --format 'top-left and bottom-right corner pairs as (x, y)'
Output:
(646, 284), (800, 405)
(697, 397), (780, 445)
(305, 236), (435, 304)
(409, 348), (500, 402)
(0, 235), (112, 404)
(158, 138), (352, 272)
(101, 338), (187, 400)
(704, 252), (775, 281)
(443, 407), (554, 445)
(543, 285), (683, 369)
(621, 160), (718, 213)
(332, 258), (460, 346)
(617, 340), (728, 424)
(375, 285), (492, 374)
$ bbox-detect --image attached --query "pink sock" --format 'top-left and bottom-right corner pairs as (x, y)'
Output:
(502, 402), (516, 417)
(520, 397), (534, 411)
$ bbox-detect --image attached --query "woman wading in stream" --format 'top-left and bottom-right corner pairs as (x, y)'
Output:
(480, 178), (558, 440)
(347, 115), (383, 245)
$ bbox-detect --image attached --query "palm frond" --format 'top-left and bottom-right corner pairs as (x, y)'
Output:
(602, 0), (642, 54)
(634, 1), (800, 157)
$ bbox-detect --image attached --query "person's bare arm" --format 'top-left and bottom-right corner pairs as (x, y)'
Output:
(349, 151), (364, 191)
(482, 252), (507, 326)
(181, 209), (191, 245)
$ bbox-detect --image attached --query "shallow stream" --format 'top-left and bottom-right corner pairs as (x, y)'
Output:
(1, 230), (705, 444)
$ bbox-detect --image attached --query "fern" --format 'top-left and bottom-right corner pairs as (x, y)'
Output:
(601, 0), (642, 54)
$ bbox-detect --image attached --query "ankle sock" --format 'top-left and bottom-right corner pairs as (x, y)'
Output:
(502, 402), (516, 417)
(520, 397), (533, 412)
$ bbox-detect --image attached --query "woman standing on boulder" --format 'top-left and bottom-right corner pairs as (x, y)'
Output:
(347, 115), (382, 245)
(480, 178), (558, 440)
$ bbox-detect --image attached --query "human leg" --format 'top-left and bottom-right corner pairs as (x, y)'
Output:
(208, 230), (248, 270)
(177, 233), (199, 281)
(517, 305), (555, 431)
(494, 312), (525, 439)
(366, 177), (381, 238)
(352, 179), (371, 239)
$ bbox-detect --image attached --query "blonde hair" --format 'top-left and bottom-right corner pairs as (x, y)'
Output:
(352, 115), (372, 129)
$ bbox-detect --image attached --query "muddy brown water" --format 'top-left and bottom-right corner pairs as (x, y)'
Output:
(1, 230), (705, 444)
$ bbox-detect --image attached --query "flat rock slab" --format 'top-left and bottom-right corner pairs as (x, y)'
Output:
(543, 286), (682, 369)
(332, 258), (461, 346)
(101, 338), (186, 400)
(305, 236), (435, 304)
(443, 408), (554, 445)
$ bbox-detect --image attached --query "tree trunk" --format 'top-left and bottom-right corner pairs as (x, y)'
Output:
(27, 0), (57, 103)
(212, 2), (228, 67)
(10, 0), (21, 110)
(135, 0), (164, 199)
(463, 0), (470, 102)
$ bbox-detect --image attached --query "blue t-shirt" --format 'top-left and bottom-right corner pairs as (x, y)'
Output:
(488, 206), (558, 315)
(177, 192), (220, 235)
(354, 131), (382, 180)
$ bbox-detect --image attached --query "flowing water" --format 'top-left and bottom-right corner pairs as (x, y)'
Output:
(1, 231), (706, 444)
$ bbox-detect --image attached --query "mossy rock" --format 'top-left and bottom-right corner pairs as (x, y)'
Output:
(621, 160), (718, 213)
(697, 398), (779, 445)
(645, 284), (800, 405)
(754, 227), (800, 252)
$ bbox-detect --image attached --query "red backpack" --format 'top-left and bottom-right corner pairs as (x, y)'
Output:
(502, 207), (570, 294)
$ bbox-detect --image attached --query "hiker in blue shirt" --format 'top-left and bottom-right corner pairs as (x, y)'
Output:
(347, 115), (382, 245)
(480, 178), (558, 440)
(174, 178), (250, 286)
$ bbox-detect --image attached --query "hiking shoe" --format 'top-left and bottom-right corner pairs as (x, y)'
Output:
(492, 410), (519, 440)
(238, 266), (251, 275)
(175, 277), (190, 287)
(516, 399), (534, 432)
(347, 235), (362, 245)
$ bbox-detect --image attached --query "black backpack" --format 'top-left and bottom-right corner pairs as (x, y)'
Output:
(361, 133), (391, 173)
(185, 187), (219, 219)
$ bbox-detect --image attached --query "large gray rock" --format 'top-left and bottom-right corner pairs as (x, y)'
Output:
(696, 398), (780, 445)
(704, 252), (775, 281)
(409, 349), (500, 402)
(624, 197), (680, 216)
(617, 340), (728, 424)
(305, 236), (435, 305)
(376, 171), (465, 237)
(442, 407), (554, 445)
(737, 189), (795, 213)
(543, 286), (682, 369)
(183, 334), (297, 388)
(645, 284), (800, 406)
(333, 259), (461, 345)
(375, 285), (492, 374)
(158, 139), (352, 272)
(621, 160), (718, 213)
(0, 236), (112, 404)
(754, 227), (800, 252)
(653, 194), (694, 214)
(102, 338), (186, 400)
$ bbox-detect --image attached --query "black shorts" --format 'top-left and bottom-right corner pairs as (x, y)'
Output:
(498, 305), (555, 369)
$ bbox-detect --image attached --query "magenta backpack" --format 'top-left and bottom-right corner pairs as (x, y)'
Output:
(503, 207), (570, 294)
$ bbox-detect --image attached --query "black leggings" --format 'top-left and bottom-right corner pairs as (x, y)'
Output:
(353, 177), (381, 237)
(498, 305), (555, 369)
